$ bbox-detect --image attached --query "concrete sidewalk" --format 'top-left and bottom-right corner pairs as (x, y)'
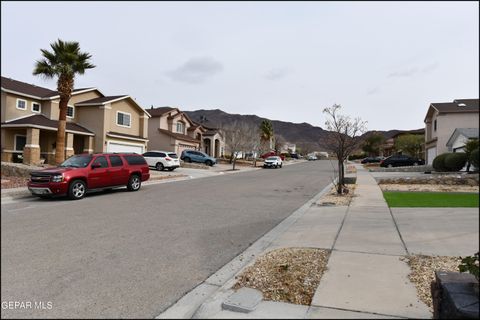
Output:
(158, 164), (447, 319)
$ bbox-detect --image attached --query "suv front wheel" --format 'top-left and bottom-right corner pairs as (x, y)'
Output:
(127, 174), (141, 191)
(68, 179), (87, 200)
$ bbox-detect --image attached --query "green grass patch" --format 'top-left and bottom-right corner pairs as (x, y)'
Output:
(383, 191), (479, 207)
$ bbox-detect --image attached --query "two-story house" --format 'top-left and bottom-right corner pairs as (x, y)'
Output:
(424, 98), (479, 164)
(147, 106), (225, 157)
(1, 77), (150, 165)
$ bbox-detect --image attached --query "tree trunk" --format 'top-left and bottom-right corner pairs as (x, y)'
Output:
(337, 159), (344, 194)
(55, 97), (68, 165)
(232, 156), (236, 171)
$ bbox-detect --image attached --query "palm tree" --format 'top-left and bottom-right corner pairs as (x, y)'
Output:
(33, 39), (95, 164)
(260, 119), (274, 150)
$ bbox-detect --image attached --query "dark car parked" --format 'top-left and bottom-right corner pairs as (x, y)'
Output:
(380, 155), (425, 168)
(361, 156), (383, 164)
(27, 153), (150, 200)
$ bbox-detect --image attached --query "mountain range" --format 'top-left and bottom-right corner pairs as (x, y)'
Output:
(184, 109), (422, 152)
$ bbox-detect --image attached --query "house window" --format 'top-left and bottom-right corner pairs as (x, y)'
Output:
(16, 99), (27, 110)
(67, 105), (75, 118)
(116, 111), (131, 127)
(176, 122), (185, 134)
(14, 135), (26, 151)
(32, 102), (41, 113)
(434, 119), (437, 132)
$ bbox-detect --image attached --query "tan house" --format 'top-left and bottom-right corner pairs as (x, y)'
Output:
(1, 76), (150, 165)
(424, 98), (479, 164)
(147, 106), (225, 157)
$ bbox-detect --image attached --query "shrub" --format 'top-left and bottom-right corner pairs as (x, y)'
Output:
(444, 153), (468, 171)
(458, 252), (479, 281)
(348, 153), (367, 161)
(432, 153), (449, 172)
(470, 148), (479, 171)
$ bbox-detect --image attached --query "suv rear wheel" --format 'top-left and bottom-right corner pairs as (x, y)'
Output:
(68, 180), (87, 200)
(387, 164), (393, 168)
(156, 162), (164, 171)
(205, 160), (213, 166)
(127, 174), (141, 191)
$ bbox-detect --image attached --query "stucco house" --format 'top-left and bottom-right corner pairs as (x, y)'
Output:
(446, 128), (479, 153)
(424, 98), (479, 164)
(147, 106), (225, 157)
(1, 76), (150, 165)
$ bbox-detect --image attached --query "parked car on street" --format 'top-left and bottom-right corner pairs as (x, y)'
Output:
(290, 153), (299, 159)
(361, 156), (383, 164)
(27, 153), (150, 200)
(143, 150), (180, 171)
(263, 156), (283, 168)
(180, 150), (216, 166)
(380, 155), (425, 168)
(307, 154), (318, 161)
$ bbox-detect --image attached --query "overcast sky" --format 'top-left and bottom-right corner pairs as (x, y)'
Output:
(1, 1), (478, 130)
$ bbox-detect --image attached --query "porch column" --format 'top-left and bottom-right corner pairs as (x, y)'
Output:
(65, 133), (74, 158)
(23, 128), (40, 165)
(83, 136), (94, 154)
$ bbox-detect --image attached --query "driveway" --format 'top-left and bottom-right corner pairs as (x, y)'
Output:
(1, 160), (333, 318)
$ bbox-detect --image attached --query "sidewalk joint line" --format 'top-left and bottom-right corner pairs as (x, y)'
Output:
(332, 248), (406, 257)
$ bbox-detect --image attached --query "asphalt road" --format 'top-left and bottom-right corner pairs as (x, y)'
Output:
(1, 160), (334, 318)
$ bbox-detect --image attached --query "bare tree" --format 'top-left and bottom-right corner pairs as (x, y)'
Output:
(222, 121), (253, 170)
(274, 134), (286, 154)
(323, 104), (367, 194)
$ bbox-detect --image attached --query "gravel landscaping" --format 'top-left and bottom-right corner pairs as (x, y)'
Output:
(401, 255), (461, 312)
(1, 175), (29, 189)
(316, 184), (356, 206)
(233, 248), (330, 305)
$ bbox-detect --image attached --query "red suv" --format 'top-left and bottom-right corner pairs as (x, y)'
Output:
(28, 153), (150, 200)
(261, 151), (285, 161)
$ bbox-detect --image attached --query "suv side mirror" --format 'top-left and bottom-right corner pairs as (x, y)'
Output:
(91, 162), (101, 169)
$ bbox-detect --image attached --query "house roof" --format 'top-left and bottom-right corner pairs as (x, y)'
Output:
(148, 107), (177, 117)
(1, 76), (57, 98)
(106, 131), (148, 141)
(0, 114), (94, 135)
(1, 76), (99, 99)
(446, 128), (479, 147)
(75, 95), (129, 105)
(425, 99), (479, 122)
(158, 128), (200, 143)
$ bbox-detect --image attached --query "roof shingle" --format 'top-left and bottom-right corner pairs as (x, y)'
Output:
(1, 114), (94, 134)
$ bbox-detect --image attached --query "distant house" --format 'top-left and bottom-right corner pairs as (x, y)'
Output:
(446, 128), (479, 153)
(381, 128), (425, 158)
(147, 106), (225, 157)
(424, 99), (479, 164)
(1, 76), (150, 165)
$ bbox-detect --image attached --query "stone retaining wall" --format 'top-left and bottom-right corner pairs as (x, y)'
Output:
(369, 165), (433, 172)
(1, 161), (48, 177)
(376, 174), (479, 186)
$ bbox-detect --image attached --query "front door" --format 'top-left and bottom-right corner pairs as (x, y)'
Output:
(88, 156), (111, 189)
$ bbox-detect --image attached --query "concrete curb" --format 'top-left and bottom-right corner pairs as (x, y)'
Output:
(155, 180), (335, 319)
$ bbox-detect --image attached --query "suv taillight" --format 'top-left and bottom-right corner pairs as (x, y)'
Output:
(165, 157), (172, 161)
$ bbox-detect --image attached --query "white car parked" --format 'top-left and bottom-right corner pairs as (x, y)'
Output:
(263, 156), (283, 169)
(143, 151), (180, 171)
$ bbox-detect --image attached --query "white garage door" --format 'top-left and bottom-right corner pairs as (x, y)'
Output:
(427, 147), (437, 165)
(107, 142), (144, 154)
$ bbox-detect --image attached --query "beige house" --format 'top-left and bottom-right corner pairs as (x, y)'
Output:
(424, 99), (479, 164)
(1, 76), (150, 165)
(147, 106), (225, 157)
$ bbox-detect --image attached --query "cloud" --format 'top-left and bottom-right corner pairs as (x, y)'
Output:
(387, 67), (419, 78)
(367, 87), (381, 95)
(387, 62), (439, 78)
(421, 62), (439, 74)
(167, 57), (223, 84)
(264, 67), (291, 81)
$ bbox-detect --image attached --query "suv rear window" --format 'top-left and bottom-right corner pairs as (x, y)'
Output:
(168, 153), (178, 158)
(109, 155), (123, 167)
(123, 155), (147, 165)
